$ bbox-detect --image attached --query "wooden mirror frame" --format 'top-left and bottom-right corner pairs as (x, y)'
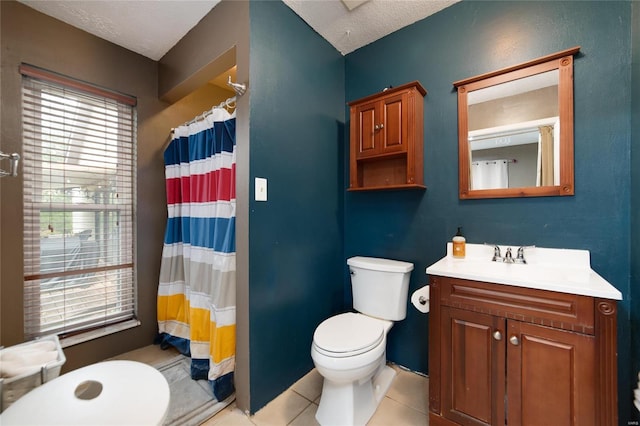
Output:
(454, 46), (580, 199)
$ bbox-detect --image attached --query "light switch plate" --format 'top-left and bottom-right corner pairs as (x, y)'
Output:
(255, 177), (267, 201)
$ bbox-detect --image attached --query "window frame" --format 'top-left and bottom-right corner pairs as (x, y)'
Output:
(20, 64), (138, 343)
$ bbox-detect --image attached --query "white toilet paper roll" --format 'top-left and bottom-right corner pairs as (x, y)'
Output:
(411, 285), (430, 313)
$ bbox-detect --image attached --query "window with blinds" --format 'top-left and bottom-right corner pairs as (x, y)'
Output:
(21, 64), (137, 340)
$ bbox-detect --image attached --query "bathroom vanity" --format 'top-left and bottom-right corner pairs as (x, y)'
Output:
(426, 244), (622, 426)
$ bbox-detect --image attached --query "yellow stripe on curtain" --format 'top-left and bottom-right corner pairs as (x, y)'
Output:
(157, 299), (235, 364)
(210, 323), (236, 363)
(157, 294), (190, 324)
(190, 307), (211, 342)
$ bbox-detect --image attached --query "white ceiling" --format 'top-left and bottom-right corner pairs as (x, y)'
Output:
(284, 0), (458, 55)
(18, 0), (459, 60)
(17, 0), (221, 61)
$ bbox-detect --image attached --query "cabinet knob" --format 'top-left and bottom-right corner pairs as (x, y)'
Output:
(374, 124), (380, 130)
(509, 335), (520, 346)
(493, 331), (502, 341)
(379, 123), (384, 129)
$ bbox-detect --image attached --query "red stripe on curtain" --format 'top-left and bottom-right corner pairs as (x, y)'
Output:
(166, 168), (235, 204)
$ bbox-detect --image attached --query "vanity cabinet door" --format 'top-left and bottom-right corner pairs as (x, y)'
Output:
(441, 307), (505, 426)
(506, 321), (596, 426)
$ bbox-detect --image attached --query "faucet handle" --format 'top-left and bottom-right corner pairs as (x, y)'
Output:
(493, 246), (502, 262)
(515, 245), (535, 264)
(484, 243), (502, 262)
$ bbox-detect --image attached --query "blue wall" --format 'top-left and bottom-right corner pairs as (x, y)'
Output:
(631, 2), (640, 420)
(344, 1), (635, 421)
(248, 1), (345, 412)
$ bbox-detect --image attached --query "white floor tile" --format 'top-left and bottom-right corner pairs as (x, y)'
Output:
(367, 397), (429, 426)
(108, 344), (179, 365)
(290, 369), (323, 402)
(387, 365), (429, 414)
(288, 403), (320, 426)
(201, 403), (255, 426)
(251, 389), (312, 426)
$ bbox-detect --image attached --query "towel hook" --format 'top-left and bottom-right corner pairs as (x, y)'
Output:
(0, 152), (20, 178)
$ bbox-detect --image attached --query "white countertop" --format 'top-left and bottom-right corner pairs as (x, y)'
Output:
(426, 243), (622, 300)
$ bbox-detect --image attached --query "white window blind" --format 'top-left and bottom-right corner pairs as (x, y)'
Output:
(21, 64), (137, 339)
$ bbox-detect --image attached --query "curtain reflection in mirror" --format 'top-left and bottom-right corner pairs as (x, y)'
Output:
(538, 125), (554, 186)
(471, 160), (509, 190)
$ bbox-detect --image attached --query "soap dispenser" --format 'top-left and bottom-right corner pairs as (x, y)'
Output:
(453, 227), (466, 259)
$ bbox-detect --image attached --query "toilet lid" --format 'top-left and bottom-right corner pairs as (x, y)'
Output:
(313, 313), (384, 357)
(0, 361), (169, 425)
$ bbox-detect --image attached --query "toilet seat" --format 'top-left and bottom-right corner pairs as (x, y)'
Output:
(0, 361), (170, 425)
(313, 313), (384, 358)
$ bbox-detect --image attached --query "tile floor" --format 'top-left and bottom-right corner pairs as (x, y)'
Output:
(114, 345), (429, 425)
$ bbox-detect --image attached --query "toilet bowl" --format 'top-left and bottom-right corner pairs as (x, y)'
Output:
(311, 257), (413, 426)
(311, 313), (394, 426)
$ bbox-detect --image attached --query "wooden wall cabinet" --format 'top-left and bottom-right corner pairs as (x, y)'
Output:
(428, 276), (618, 426)
(348, 81), (426, 191)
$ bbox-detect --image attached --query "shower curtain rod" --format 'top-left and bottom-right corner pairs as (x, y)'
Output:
(171, 96), (236, 133)
(472, 158), (517, 165)
(171, 76), (246, 133)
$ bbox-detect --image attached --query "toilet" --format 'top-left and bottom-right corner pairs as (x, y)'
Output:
(311, 256), (413, 426)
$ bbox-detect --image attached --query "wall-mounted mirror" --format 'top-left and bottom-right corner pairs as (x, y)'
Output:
(454, 47), (580, 199)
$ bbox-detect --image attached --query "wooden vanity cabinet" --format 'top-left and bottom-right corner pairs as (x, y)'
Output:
(429, 276), (618, 426)
(348, 81), (426, 191)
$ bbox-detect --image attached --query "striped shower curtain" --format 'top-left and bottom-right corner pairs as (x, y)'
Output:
(157, 108), (236, 401)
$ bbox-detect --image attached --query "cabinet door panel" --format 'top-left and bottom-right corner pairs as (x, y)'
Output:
(381, 94), (406, 153)
(355, 102), (378, 158)
(507, 321), (595, 426)
(442, 307), (505, 426)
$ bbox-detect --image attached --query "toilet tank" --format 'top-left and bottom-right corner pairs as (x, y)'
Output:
(347, 256), (414, 321)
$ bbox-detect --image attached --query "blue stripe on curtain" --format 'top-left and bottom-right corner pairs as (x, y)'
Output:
(164, 119), (236, 166)
(164, 217), (236, 252)
(155, 332), (191, 355)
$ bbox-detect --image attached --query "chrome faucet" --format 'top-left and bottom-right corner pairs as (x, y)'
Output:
(488, 244), (533, 264)
(504, 247), (514, 263)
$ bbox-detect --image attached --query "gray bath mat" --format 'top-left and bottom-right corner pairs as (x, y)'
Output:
(155, 354), (234, 426)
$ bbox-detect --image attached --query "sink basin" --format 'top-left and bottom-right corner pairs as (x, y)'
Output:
(426, 243), (622, 300)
